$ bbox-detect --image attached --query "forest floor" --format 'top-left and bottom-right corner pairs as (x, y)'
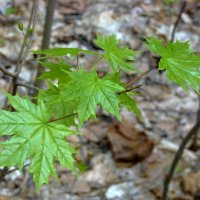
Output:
(0, 0), (200, 200)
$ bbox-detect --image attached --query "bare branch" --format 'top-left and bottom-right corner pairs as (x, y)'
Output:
(190, 95), (200, 150)
(0, 66), (16, 78)
(12, 0), (39, 96)
(17, 81), (39, 91)
(6, 163), (30, 176)
(34, 0), (56, 90)
(126, 67), (154, 87)
(0, 167), (9, 182)
(117, 84), (143, 95)
(15, 0), (38, 76)
(171, 1), (187, 42)
(163, 120), (200, 200)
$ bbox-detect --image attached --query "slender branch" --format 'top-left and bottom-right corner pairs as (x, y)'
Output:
(162, 2), (190, 198)
(0, 167), (9, 182)
(0, 66), (16, 78)
(15, 0), (38, 76)
(76, 54), (80, 70)
(41, 0), (56, 50)
(117, 84), (143, 95)
(12, 0), (39, 96)
(0, 163), (30, 182)
(0, 0), (39, 182)
(163, 120), (200, 200)
(190, 95), (200, 150)
(126, 67), (155, 87)
(120, 65), (156, 95)
(34, 0), (56, 91)
(6, 163), (30, 176)
(77, 54), (79, 66)
(170, 1), (187, 42)
(48, 113), (77, 123)
(17, 81), (39, 91)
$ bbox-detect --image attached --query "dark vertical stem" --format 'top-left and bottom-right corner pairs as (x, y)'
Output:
(190, 95), (200, 150)
(0, 167), (9, 182)
(162, 2), (189, 199)
(170, 1), (187, 42)
(34, 0), (56, 90)
(163, 120), (200, 200)
(41, 0), (56, 49)
(77, 54), (80, 69)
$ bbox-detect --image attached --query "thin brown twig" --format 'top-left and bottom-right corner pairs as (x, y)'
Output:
(170, 1), (187, 42)
(19, 1), (38, 70)
(117, 84), (143, 95)
(6, 163), (30, 176)
(126, 67), (155, 87)
(0, 163), (30, 183)
(15, 1), (38, 75)
(190, 95), (200, 150)
(162, 2), (190, 199)
(163, 120), (200, 200)
(12, 0), (39, 96)
(0, 66), (16, 78)
(17, 81), (39, 91)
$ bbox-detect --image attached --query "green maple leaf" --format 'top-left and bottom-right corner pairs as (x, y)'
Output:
(164, 0), (179, 4)
(39, 82), (61, 106)
(33, 48), (96, 59)
(146, 37), (200, 93)
(119, 93), (142, 119)
(39, 83), (77, 126)
(103, 73), (142, 119)
(60, 70), (124, 125)
(94, 34), (138, 72)
(52, 101), (76, 126)
(39, 60), (72, 85)
(0, 94), (77, 190)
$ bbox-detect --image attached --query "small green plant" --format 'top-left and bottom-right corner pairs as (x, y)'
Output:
(164, 0), (179, 4)
(17, 23), (24, 31)
(5, 7), (17, 16)
(0, 34), (200, 190)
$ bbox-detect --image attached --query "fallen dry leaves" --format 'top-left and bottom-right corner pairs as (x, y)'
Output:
(108, 119), (154, 165)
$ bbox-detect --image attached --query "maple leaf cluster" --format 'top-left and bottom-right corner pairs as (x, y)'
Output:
(1, 34), (200, 190)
